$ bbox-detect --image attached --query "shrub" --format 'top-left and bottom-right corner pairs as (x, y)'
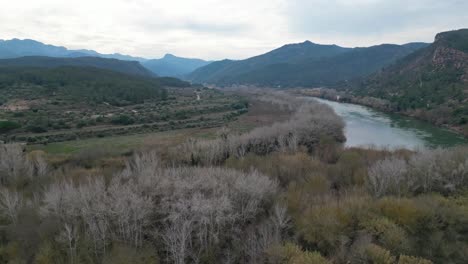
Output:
(111, 115), (134, 125)
(0, 121), (21, 133)
(26, 125), (48, 133)
(268, 243), (331, 264)
(398, 255), (433, 264)
(364, 244), (395, 264)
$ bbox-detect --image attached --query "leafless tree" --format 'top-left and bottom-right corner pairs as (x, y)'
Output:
(368, 147), (468, 197)
(0, 144), (32, 185)
(107, 177), (152, 248)
(368, 157), (408, 197)
(162, 217), (194, 264)
(56, 223), (79, 264)
(0, 188), (23, 224)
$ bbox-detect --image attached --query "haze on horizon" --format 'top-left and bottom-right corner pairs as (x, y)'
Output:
(1, 0), (467, 60)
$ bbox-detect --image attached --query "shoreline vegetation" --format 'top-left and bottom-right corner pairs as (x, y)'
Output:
(0, 89), (467, 263)
(292, 87), (468, 138)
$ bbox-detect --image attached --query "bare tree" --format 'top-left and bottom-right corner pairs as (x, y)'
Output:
(174, 90), (345, 166)
(368, 157), (408, 197)
(0, 188), (23, 224)
(0, 144), (32, 185)
(162, 217), (194, 264)
(56, 223), (79, 264)
(367, 147), (468, 197)
(107, 177), (152, 248)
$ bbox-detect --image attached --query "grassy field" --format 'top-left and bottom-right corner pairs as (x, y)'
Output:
(28, 127), (219, 154)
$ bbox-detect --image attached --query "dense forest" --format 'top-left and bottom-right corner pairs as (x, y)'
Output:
(0, 90), (467, 264)
(188, 42), (427, 87)
(0, 56), (154, 77)
(0, 66), (185, 105)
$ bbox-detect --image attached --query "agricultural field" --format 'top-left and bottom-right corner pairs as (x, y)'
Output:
(0, 86), (248, 145)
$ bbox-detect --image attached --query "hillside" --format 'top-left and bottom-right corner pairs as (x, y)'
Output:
(351, 29), (468, 135)
(0, 66), (174, 105)
(0, 56), (155, 77)
(189, 41), (351, 83)
(0, 65), (220, 140)
(142, 54), (211, 77)
(188, 41), (427, 86)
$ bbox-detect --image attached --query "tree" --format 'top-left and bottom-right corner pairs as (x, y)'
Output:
(0, 188), (23, 224)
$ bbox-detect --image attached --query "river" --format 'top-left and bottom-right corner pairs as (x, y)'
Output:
(311, 97), (468, 149)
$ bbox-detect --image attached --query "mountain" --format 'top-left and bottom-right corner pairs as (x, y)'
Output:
(0, 56), (155, 77)
(0, 39), (211, 76)
(350, 29), (468, 135)
(188, 41), (428, 87)
(142, 54), (211, 78)
(189, 41), (351, 84)
(0, 38), (147, 61)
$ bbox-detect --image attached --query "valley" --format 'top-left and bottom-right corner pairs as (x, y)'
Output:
(0, 16), (468, 264)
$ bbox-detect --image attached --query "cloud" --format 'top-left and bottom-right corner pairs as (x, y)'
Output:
(284, 0), (468, 45)
(0, 0), (466, 59)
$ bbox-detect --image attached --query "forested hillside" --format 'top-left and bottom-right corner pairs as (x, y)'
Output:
(188, 41), (427, 87)
(350, 29), (468, 135)
(0, 56), (154, 77)
(0, 66), (172, 105)
(142, 54), (210, 77)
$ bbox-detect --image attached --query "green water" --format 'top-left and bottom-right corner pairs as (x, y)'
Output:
(311, 97), (468, 149)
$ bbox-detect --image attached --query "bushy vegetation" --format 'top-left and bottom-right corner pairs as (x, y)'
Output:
(175, 91), (344, 165)
(0, 66), (169, 105)
(0, 77), (246, 144)
(0, 90), (467, 263)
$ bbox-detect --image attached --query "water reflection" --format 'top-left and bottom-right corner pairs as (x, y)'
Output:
(310, 97), (467, 149)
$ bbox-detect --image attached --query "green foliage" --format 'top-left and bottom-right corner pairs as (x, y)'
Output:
(362, 217), (410, 253)
(0, 56), (154, 77)
(102, 244), (158, 264)
(268, 243), (331, 264)
(350, 29), (468, 131)
(111, 114), (135, 125)
(0, 66), (169, 105)
(398, 255), (433, 264)
(0, 120), (21, 133)
(364, 244), (395, 264)
(436, 29), (468, 53)
(34, 242), (63, 264)
(189, 42), (426, 87)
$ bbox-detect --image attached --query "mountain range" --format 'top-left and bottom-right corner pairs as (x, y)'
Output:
(0, 39), (210, 77)
(188, 41), (429, 87)
(1, 29), (467, 135)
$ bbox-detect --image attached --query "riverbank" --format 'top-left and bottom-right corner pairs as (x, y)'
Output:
(292, 88), (468, 138)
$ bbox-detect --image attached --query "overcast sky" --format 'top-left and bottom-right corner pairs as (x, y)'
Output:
(1, 0), (467, 60)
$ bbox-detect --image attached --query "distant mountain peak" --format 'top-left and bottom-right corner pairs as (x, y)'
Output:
(163, 53), (177, 59)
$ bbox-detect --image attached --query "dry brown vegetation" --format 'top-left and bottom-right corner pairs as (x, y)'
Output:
(0, 90), (467, 264)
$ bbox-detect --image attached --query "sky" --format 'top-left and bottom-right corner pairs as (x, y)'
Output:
(0, 0), (467, 60)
